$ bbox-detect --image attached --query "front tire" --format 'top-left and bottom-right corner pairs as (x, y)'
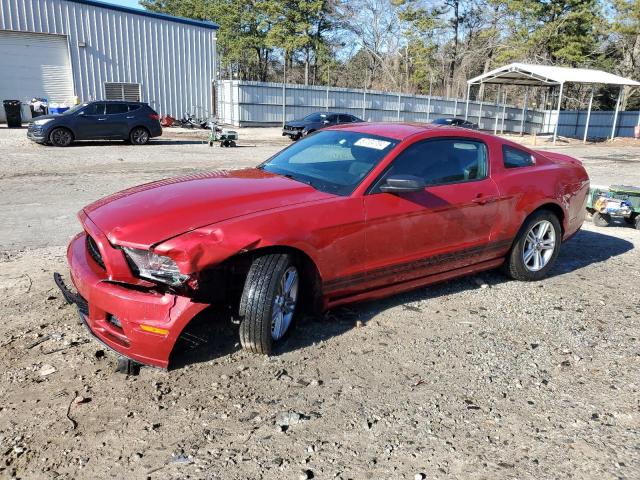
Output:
(503, 210), (561, 281)
(239, 254), (300, 355)
(49, 127), (73, 147)
(592, 212), (611, 227)
(129, 127), (150, 145)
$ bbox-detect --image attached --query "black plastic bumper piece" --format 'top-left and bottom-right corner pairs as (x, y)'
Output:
(54, 272), (89, 315)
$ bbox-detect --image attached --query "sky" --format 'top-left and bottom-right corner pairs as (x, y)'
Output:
(107, 0), (143, 10)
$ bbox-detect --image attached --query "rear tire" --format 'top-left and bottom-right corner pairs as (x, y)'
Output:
(502, 210), (561, 281)
(239, 254), (300, 355)
(592, 212), (611, 227)
(129, 127), (150, 145)
(49, 127), (73, 147)
(635, 215), (640, 230)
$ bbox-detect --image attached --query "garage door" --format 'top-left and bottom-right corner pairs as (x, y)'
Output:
(0, 30), (74, 122)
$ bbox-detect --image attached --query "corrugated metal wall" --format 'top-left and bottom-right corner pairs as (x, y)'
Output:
(553, 110), (640, 139)
(0, 0), (217, 117)
(216, 80), (546, 133)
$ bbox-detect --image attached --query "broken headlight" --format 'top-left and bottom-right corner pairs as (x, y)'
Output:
(122, 247), (189, 287)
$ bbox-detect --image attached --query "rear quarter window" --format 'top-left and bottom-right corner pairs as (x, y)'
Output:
(503, 145), (535, 168)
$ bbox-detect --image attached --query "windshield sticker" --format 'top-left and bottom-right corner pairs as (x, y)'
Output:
(354, 138), (391, 150)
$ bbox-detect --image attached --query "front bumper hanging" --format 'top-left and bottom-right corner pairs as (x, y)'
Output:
(54, 272), (142, 371)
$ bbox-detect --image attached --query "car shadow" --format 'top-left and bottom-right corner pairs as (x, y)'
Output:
(169, 227), (634, 368)
(64, 139), (205, 147)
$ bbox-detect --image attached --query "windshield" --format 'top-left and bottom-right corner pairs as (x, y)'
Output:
(62, 103), (89, 115)
(303, 113), (327, 122)
(260, 130), (398, 196)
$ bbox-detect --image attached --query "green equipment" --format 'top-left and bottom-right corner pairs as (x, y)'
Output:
(208, 122), (238, 147)
(586, 184), (640, 229)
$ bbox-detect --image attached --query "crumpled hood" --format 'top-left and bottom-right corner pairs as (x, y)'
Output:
(83, 168), (333, 248)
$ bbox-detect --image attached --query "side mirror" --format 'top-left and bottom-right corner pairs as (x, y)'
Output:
(379, 174), (426, 193)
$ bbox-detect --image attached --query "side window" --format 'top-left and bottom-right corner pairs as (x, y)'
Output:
(128, 104), (141, 112)
(326, 114), (338, 123)
(83, 103), (105, 115)
(383, 138), (488, 187)
(105, 103), (128, 115)
(503, 145), (534, 168)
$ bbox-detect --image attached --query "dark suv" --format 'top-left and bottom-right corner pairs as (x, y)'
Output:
(282, 112), (362, 140)
(27, 101), (162, 147)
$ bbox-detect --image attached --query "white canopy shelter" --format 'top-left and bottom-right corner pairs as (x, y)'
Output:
(465, 63), (640, 142)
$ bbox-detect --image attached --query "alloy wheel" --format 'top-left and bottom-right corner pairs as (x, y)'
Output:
(522, 220), (556, 272)
(132, 128), (149, 144)
(52, 129), (72, 146)
(271, 266), (299, 340)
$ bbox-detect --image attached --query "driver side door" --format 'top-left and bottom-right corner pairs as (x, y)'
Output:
(75, 103), (107, 139)
(361, 137), (502, 290)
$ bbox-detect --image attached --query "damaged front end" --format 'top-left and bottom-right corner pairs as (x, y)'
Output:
(55, 218), (210, 369)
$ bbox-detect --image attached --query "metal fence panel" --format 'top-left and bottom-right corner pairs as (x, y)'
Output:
(548, 110), (640, 139)
(216, 80), (547, 134)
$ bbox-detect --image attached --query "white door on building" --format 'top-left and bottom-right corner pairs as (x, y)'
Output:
(0, 30), (74, 122)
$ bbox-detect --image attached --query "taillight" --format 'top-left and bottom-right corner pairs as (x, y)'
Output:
(149, 114), (160, 120)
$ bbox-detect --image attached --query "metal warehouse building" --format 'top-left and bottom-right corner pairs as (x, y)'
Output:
(0, 0), (218, 122)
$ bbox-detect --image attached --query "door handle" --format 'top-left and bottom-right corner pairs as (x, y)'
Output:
(126, 116), (134, 119)
(472, 195), (498, 205)
(97, 117), (107, 121)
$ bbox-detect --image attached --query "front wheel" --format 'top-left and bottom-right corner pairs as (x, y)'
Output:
(129, 127), (150, 145)
(239, 254), (300, 355)
(49, 128), (73, 147)
(502, 210), (561, 281)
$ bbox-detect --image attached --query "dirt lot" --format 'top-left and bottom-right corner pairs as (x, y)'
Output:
(0, 126), (639, 480)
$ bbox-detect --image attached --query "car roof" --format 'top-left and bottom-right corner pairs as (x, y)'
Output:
(326, 122), (444, 140)
(327, 121), (502, 142)
(88, 100), (147, 104)
(306, 111), (351, 116)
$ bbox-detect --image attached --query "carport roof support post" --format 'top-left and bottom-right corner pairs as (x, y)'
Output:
(610, 87), (622, 140)
(583, 86), (594, 143)
(520, 87), (529, 135)
(464, 84), (471, 120)
(426, 74), (433, 122)
(494, 85), (501, 134)
(552, 82), (564, 144)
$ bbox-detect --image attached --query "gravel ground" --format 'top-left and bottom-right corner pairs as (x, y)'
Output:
(0, 126), (639, 480)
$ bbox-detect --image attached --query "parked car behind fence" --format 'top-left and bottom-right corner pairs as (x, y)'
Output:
(282, 112), (362, 140)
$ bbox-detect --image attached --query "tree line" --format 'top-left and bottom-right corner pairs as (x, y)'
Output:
(141, 0), (640, 110)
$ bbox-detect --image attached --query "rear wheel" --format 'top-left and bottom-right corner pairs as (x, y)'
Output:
(49, 127), (73, 147)
(503, 210), (561, 281)
(592, 212), (611, 227)
(634, 215), (640, 230)
(129, 127), (150, 145)
(239, 254), (300, 355)
(623, 213), (637, 227)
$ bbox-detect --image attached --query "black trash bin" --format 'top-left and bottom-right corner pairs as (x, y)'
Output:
(3, 100), (23, 128)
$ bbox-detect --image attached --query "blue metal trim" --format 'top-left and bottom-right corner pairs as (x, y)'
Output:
(65, 0), (219, 30)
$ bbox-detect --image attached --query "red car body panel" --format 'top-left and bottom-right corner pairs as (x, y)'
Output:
(63, 123), (589, 368)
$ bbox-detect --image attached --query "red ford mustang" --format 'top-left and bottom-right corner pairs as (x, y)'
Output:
(55, 123), (589, 369)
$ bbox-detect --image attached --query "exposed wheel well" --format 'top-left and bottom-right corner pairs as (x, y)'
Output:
(530, 203), (565, 236)
(196, 246), (324, 315)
